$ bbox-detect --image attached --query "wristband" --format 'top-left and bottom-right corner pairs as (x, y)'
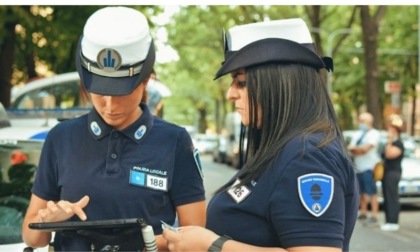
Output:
(208, 235), (231, 252)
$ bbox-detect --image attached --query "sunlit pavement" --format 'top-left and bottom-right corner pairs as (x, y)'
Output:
(350, 206), (420, 251)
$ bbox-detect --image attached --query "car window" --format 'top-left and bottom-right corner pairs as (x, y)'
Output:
(403, 142), (420, 159)
(12, 80), (90, 110)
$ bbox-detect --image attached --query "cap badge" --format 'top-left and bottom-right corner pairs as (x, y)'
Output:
(97, 48), (122, 72)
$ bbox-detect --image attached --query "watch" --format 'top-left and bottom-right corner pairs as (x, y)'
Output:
(208, 235), (231, 252)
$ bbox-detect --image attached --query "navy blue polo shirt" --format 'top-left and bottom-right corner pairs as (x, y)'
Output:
(207, 133), (359, 251)
(32, 103), (205, 250)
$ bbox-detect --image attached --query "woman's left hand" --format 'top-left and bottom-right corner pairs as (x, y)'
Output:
(162, 226), (219, 252)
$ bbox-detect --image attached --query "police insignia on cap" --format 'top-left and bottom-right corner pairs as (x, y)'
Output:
(97, 48), (122, 72)
(297, 173), (334, 217)
(77, 7), (156, 95)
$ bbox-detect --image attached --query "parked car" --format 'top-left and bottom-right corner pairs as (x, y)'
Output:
(212, 134), (227, 163)
(343, 129), (420, 204)
(0, 102), (11, 129)
(8, 71), (171, 127)
(223, 112), (242, 169)
(193, 134), (218, 154)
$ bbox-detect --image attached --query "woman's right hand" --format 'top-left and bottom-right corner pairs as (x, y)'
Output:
(37, 195), (90, 222)
(22, 195), (91, 248)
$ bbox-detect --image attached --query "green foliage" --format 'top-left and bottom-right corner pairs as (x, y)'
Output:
(159, 5), (305, 130)
(4, 6), (164, 83)
(1, 5), (419, 134)
(378, 6), (418, 96)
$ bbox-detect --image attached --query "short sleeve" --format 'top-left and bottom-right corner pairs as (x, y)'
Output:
(269, 151), (346, 248)
(169, 129), (205, 206)
(32, 127), (61, 201)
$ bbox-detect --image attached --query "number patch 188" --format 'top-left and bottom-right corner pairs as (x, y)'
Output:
(147, 174), (168, 191)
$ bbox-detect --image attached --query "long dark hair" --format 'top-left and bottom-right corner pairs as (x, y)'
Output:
(220, 63), (348, 191)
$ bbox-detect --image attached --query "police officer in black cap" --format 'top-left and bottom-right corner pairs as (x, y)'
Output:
(163, 18), (358, 252)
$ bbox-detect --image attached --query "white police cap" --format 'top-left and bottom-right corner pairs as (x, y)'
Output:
(214, 18), (333, 80)
(76, 6), (155, 96)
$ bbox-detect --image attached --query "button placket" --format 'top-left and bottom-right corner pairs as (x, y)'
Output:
(106, 130), (122, 174)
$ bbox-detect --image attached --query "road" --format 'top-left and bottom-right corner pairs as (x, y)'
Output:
(199, 154), (420, 252)
(350, 204), (420, 251)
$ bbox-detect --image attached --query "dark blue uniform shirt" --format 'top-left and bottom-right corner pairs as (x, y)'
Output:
(32, 104), (205, 250)
(207, 133), (358, 251)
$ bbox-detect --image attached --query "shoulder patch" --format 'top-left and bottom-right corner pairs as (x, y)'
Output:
(193, 149), (204, 180)
(297, 173), (334, 217)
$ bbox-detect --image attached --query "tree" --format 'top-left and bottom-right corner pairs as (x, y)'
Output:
(0, 7), (22, 108)
(0, 5), (162, 108)
(1, 5), (418, 135)
(376, 6), (419, 135)
(304, 6), (359, 129)
(359, 5), (387, 129)
(0, 6), (98, 107)
(163, 5), (299, 132)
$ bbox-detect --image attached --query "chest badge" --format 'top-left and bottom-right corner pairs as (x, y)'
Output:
(227, 179), (251, 203)
(297, 173), (334, 217)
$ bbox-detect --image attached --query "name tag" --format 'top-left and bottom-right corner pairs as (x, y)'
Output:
(130, 170), (168, 191)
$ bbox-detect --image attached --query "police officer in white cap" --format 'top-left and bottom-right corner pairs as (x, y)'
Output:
(163, 18), (358, 252)
(22, 6), (206, 251)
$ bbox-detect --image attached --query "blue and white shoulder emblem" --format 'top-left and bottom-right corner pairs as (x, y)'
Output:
(297, 173), (334, 217)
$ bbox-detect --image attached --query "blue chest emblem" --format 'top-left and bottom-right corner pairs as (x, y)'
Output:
(297, 173), (334, 217)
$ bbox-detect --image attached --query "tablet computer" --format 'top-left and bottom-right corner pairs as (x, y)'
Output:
(29, 218), (145, 232)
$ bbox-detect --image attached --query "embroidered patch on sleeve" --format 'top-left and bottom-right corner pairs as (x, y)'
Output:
(193, 149), (205, 180)
(297, 173), (334, 217)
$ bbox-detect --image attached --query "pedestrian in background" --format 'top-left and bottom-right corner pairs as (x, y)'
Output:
(381, 114), (404, 231)
(348, 112), (381, 227)
(21, 6), (206, 251)
(163, 18), (359, 252)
